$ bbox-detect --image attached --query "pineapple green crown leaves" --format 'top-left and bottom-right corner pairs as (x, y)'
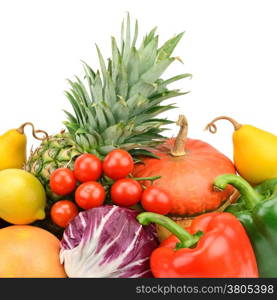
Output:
(63, 14), (191, 156)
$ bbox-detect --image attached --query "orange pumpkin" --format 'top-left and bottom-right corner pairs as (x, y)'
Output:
(0, 225), (66, 278)
(133, 115), (236, 216)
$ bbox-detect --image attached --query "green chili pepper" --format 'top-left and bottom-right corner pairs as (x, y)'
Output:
(214, 174), (277, 278)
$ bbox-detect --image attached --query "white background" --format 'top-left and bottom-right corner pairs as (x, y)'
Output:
(0, 0), (276, 159)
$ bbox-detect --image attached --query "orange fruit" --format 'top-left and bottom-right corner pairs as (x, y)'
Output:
(0, 225), (66, 278)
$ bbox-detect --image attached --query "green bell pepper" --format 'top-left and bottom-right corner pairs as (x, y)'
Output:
(214, 174), (277, 278)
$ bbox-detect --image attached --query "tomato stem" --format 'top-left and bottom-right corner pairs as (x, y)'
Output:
(131, 175), (161, 182)
(102, 175), (161, 187)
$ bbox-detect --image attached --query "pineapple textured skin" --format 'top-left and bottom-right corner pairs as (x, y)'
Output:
(26, 132), (81, 200)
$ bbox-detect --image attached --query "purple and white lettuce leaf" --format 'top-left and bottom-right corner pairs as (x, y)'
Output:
(60, 205), (159, 278)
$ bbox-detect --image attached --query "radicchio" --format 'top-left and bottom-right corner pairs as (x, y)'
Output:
(60, 205), (158, 278)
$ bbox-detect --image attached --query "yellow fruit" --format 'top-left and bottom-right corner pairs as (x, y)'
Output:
(0, 122), (48, 171)
(0, 225), (66, 278)
(233, 125), (277, 184)
(0, 128), (26, 170)
(0, 169), (46, 224)
(206, 116), (277, 185)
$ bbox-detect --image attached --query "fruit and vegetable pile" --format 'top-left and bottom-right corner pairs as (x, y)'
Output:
(1, 15), (277, 278)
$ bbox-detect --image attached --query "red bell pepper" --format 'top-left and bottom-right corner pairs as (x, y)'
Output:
(137, 211), (258, 278)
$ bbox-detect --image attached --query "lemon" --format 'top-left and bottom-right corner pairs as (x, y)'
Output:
(0, 169), (46, 224)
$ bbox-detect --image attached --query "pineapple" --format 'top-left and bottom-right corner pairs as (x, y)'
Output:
(26, 15), (191, 202)
(27, 132), (81, 200)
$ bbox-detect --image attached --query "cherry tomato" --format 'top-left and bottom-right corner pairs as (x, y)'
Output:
(74, 153), (102, 183)
(50, 200), (79, 228)
(50, 168), (76, 196)
(141, 186), (172, 215)
(111, 178), (143, 207)
(103, 149), (134, 180)
(75, 181), (106, 209)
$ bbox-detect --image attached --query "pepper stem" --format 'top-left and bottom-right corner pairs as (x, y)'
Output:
(205, 116), (242, 134)
(137, 212), (202, 249)
(254, 178), (277, 197)
(170, 115), (188, 157)
(214, 174), (262, 210)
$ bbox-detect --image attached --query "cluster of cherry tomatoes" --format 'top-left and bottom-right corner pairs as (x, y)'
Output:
(49, 149), (172, 228)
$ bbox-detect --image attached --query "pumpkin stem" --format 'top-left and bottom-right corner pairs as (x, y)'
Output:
(171, 114), (188, 157)
(205, 116), (242, 134)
